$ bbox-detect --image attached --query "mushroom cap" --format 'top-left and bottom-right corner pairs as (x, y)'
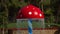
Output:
(17, 4), (44, 19)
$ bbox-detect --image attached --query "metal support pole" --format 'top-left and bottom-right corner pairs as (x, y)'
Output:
(28, 19), (32, 34)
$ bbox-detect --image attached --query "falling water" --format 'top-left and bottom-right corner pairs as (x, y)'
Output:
(16, 19), (28, 34)
(39, 18), (45, 34)
(16, 19), (21, 34)
(16, 18), (45, 34)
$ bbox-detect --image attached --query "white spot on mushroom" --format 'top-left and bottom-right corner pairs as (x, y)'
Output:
(28, 11), (32, 15)
(34, 12), (38, 15)
(39, 14), (42, 17)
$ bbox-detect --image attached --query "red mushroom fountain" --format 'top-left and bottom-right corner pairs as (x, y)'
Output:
(16, 4), (45, 34)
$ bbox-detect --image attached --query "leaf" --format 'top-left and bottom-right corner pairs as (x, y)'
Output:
(43, 0), (50, 5)
(45, 8), (54, 15)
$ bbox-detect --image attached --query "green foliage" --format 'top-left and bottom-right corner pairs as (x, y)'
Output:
(45, 8), (54, 15)
(43, 0), (50, 5)
(10, 0), (27, 7)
